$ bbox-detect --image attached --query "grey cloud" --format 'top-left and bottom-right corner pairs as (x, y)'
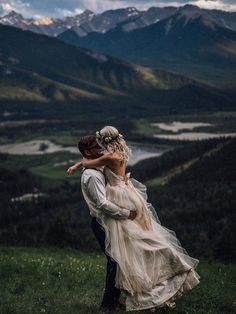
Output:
(0, 0), (235, 18)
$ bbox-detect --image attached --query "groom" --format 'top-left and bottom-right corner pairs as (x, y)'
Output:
(76, 135), (137, 311)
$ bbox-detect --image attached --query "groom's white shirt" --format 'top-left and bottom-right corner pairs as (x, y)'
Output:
(81, 168), (130, 219)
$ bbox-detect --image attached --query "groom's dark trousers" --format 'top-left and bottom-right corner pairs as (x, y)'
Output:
(91, 217), (121, 306)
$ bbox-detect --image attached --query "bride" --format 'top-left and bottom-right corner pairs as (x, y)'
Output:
(67, 126), (200, 311)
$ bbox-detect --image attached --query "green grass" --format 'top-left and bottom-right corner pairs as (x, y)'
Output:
(29, 164), (74, 181)
(0, 247), (235, 314)
(0, 152), (80, 184)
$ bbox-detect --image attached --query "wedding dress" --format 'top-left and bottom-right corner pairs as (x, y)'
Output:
(96, 167), (200, 311)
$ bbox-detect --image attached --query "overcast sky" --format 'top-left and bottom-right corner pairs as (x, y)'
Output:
(0, 0), (235, 18)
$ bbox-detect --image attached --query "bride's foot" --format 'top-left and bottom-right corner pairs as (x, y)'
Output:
(149, 301), (176, 312)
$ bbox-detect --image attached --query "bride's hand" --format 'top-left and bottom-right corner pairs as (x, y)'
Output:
(67, 165), (77, 175)
(67, 161), (83, 175)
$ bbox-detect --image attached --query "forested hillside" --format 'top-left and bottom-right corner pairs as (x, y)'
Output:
(143, 138), (236, 261)
(1, 137), (235, 261)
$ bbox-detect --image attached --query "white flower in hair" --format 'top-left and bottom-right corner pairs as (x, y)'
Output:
(96, 131), (101, 140)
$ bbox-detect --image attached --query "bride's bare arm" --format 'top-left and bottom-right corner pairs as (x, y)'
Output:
(82, 153), (118, 168)
(67, 153), (121, 175)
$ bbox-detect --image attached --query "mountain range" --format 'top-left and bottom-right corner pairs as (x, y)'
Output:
(1, 5), (235, 88)
(0, 23), (234, 117)
(58, 11), (236, 88)
(0, 4), (235, 38)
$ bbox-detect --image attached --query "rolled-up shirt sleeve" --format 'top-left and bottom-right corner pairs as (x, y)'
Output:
(85, 172), (130, 219)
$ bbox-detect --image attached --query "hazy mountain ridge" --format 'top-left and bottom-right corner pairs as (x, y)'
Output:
(58, 11), (236, 87)
(0, 4), (235, 38)
(120, 4), (236, 33)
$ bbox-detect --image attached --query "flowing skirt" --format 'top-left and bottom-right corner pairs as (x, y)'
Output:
(97, 176), (200, 311)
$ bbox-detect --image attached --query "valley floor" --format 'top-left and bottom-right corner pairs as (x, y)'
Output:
(0, 247), (235, 314)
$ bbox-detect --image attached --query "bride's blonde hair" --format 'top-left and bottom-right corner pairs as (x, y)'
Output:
(96, 126), (131, 161)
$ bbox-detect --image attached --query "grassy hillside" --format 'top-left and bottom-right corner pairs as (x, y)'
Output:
(0, 23), (208, 95)
(1, 247), (235, 314)
(0, 23), (235, 118)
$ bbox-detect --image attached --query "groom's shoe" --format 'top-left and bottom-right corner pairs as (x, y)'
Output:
(115, 301), (125, 310)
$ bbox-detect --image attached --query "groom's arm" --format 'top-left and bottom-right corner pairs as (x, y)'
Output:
(83, 170), (130, 219)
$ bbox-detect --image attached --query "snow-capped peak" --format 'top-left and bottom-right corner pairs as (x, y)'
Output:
(126, 7), (140, 17)
(5, 10), (23, 18)
(128, 7), (138, 12)
(0, 10), (24, 25)
(33, 17), (55, 25)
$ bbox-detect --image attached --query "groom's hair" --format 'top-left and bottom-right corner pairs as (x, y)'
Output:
(78, 135), (97, 156)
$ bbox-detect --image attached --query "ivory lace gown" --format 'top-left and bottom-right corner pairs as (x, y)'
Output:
(97, 167), (200, 311)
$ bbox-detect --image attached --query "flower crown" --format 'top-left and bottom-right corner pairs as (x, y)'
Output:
(96, 130), (123, 144)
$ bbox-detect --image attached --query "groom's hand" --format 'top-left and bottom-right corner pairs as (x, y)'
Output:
(128, 210), (137, 220)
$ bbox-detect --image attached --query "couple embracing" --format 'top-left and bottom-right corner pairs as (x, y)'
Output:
(67, 126), (200, 312)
